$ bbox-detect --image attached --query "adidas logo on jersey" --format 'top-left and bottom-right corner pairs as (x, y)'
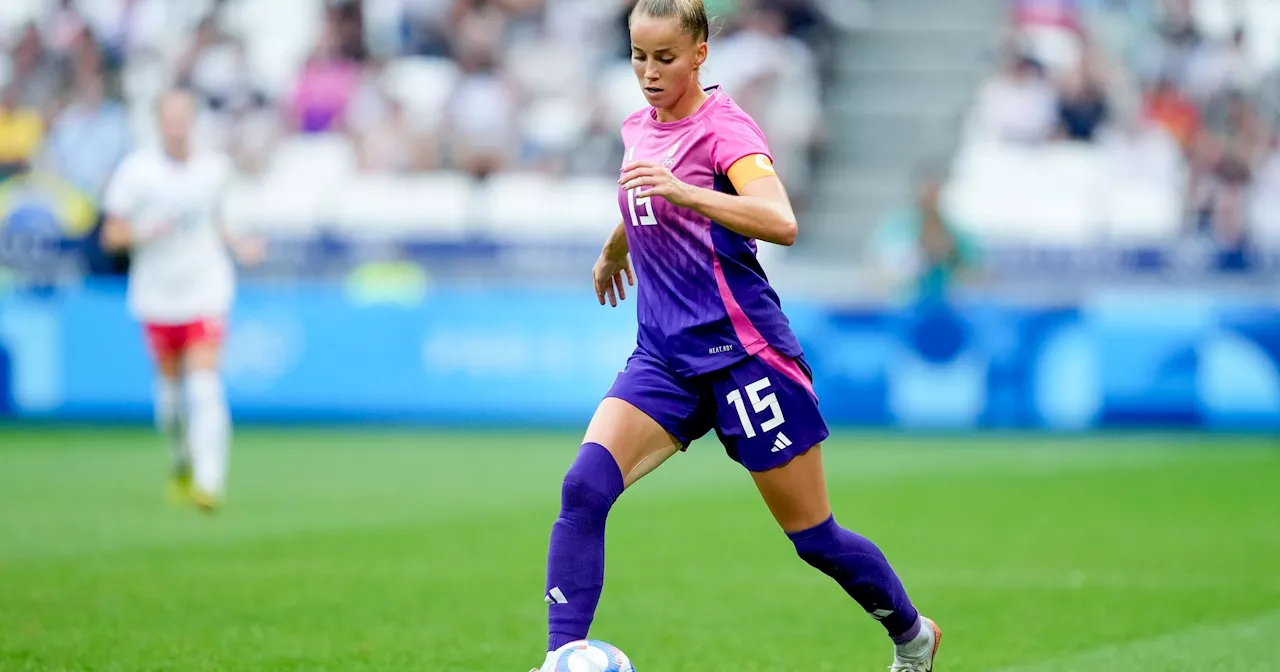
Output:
(770, 432), (792, 453)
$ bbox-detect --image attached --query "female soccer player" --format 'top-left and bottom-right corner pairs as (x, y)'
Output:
(102, 89), (261, 512)
(535, 1), (941, 670)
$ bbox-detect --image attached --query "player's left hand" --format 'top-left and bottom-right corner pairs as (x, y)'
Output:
(619, 160), (693, 207)
(230, 236), (267, 267)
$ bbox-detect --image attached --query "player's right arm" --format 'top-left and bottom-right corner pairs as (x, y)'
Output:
(99, 154), (170, 253)
(593, 220), (634, 307)
(100, 215), (152, 253)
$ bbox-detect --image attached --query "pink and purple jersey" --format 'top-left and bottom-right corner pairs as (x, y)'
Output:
(618, 86), (803, 376)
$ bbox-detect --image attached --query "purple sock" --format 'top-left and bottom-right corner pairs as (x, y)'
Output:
(788, 515), (921, 644)
(544, 442), (624, 651)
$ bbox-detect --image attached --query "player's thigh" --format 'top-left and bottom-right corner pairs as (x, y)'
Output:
(154, 351), (183, 379)
(711, 349), (832, 532)
(181, 318), (226, 372)
(184, 342), (221, 372)
(750, 444), (832, 533)
(143, 324), (184, 378)
(583, 397), (681, 489)
(591, 349), (712, 488)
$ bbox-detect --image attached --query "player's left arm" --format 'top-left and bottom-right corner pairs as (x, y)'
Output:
(618, 155), (798, 246)
(212, 163), (266, 266)
(100, 156), (159, 253)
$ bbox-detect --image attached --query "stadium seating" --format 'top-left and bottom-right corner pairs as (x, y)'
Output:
(265, 135), (360, 189)
(223, 174), (328, 236)
(477, 173), (616, 244)
(0, 0), (47, 43)
(221, 0), (325, 95)
(946, 138), (1188, 246)
(1194, 0), (1280, 71)
(381, 56), (462, 130)
(521, 95), (594, 157)
(1101, 183), (1184, 243)
(330, 173), (474, 239)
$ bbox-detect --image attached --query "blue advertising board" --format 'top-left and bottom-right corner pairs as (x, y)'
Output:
(2, 282), (1279, 430)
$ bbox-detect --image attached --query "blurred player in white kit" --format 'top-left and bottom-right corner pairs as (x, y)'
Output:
(101, 88), (262, 511)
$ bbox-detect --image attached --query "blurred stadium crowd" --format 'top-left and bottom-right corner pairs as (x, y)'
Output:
(949, 0), (1280, 250)
(4, 0), (1280, 290)
(0, 0), (852, 283)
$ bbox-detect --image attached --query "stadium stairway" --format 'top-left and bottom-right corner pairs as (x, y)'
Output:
(797, 0), (1005, 259)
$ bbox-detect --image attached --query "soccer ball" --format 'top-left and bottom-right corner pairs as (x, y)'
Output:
(549, 639), (635, 672)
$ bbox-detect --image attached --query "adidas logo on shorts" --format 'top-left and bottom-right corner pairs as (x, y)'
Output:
(770, 432), (792, 453)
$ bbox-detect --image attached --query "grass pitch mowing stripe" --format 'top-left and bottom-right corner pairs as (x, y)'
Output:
(996, 610), (1280, 671)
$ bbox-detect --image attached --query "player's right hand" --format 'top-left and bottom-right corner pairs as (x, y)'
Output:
(593, 253), (635, 307)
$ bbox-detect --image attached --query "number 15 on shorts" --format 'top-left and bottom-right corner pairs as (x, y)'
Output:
(725, 377), (785, 438)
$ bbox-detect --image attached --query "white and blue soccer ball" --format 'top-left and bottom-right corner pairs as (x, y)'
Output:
(549, 639), (635, 672)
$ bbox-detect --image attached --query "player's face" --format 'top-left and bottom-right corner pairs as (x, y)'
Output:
(158, 94), (196, 147)
(629, 14), (707, 109)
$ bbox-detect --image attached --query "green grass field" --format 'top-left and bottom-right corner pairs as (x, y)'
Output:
(2, 428), (1278, 671)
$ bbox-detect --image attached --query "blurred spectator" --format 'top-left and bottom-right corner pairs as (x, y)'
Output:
(1189, 89), (1268, 248)
(1134, 0), (1200, 87)
(288, 28), (363, 134)
(174, 18), (254, 114)
(1182, 26), (1258, 105)
(970, 52), (1059, 144)
(9, 25), (69, 120)
(565, 114), (623, 176)
(1012, 0), (1082, 32)
(403, 0), (455, 57)
(450, 0), (508, 69)
(1013, 0), (1086, 76)
(40, 0), (88, 60)
(79, 0), (169, 68)
(707, 5), (822, 197)
(1190, 153), (1251, 250)
(444, 50), (518, 178)
(542, 0), (621, 72)
(328, 0), (370, 62)
(774, 0), (829, 43)
(351, 92), (438, 172)
(38, 76), (130, 200)
(205, 92), (281, 175)
(0, 87), (44, 180)
(870, 170), (980, 303)
(1142, 75), (1199, 149)
(1056, 64), (1109, 141)
(1083, 0), (1148, 66)
(1200, 88), (1269, 169)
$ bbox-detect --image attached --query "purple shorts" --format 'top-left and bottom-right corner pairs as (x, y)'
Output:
(605, 346), (830, 472)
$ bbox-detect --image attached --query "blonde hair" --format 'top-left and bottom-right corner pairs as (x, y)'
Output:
(629, 0), (710, 43)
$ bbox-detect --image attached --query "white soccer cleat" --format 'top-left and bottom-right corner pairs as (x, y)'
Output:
(889, 616), (942, 672)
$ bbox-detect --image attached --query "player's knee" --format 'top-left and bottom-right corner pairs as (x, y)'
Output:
(787, 514), (841, 567)
(559, 443), (625, 524)
(156, 356), (183, 379)
(185, 344), (221, 373)
(185, 371), (226, 412)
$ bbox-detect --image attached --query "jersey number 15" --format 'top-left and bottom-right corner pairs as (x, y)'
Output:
(624, 147), (656, 227)
(726, 377), (785, 439)
(627, 187), (656, 227)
